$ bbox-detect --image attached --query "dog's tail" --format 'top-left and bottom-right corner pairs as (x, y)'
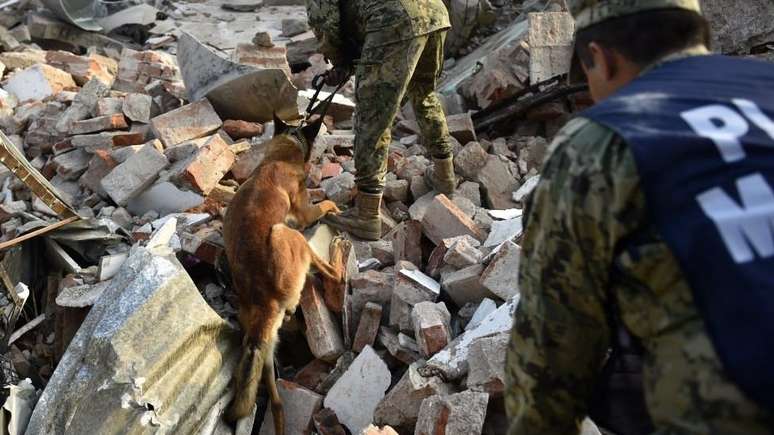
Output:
(226, 337), (268, 422)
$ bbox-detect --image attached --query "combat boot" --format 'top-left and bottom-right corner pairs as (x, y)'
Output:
(425, 156), (456, 195)
(323, 191), (382, 241)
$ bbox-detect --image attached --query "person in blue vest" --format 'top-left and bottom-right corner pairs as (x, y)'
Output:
(505, 1), (774, 434)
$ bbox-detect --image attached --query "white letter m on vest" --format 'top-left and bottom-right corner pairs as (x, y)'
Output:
(697, 173), (774, 264)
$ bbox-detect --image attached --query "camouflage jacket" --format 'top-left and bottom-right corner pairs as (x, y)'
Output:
(505, 54), (774, 434)
(305, 0), (450, 65)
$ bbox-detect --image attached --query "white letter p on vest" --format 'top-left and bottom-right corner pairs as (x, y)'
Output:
(681, 105), (749, 163)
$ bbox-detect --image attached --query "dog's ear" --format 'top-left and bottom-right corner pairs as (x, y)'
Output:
(273, 112), (289, 137)
(301, 116), (324, 160)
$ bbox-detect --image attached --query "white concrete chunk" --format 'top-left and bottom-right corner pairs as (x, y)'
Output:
(324, 346), (391, 435)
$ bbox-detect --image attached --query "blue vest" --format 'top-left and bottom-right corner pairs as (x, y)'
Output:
(582, 55), (774, 410)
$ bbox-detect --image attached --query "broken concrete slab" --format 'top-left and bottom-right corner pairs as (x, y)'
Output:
(414, 391), (489, 435)
(178, 32), (299, 123)
(528, 12), (575, 83)
(466, 298), (497, 332)
(324, 346), (391, 435)
(45, 51), (116, 87)
(300, 281), (345, 362)
(69, 113), (128, 135)
(701, 0), (774, 54)
(122, 93), (153, 123)
(373, 361), (452, 432)
(466, 332), (508, 396)
(259, 379), (323, 435)
(26, 246), (240, 434)
(443, 237), (483, 269)
(441, 264), (494, 307)
(480, 241), (521, 300)
(483, 217), (523, 248)
(474, 155), (519, 210)
(426, 296), (518, 380)
(150, 99), (223, 148)
(101, 143), (169, 206)
(454, 141), (488, 181)
(126, 181), (204, 217)
(391, 220), (422, 266)
(321, 172), (356, 205)
(5, 64), (76, 102)
(352, 302), (382, 353)
(446, 113), (477, 145)
(513, 175), (540, 203)
(421, 194), (485, 245)
(412, 301), (452, 358)
(171, 134), (235, 195)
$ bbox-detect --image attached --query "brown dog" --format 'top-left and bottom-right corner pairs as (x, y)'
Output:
(222, 114), (348, 432)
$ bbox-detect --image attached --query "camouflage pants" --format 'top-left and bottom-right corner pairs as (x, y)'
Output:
(353, 30), (452, 193)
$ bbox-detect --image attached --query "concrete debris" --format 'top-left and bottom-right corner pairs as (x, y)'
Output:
(150, 99), (223, 148)
(177, 32), (299, 123)
(26, 247), (240, 433)
(324, 346), (391, 435)
(441, 264), (495, 307)
(411, 301), (452, 358)
(421, 194), (485, 245)
(481, 240), (521, 300)
(415, 391), (489, 435)
(467, 332), (509, 396)
(483, 216), (523, 248)
(259, 379), (323, 435)
(466, 298), (497, 331)
(373, 361), (452, 432)
(301, 281), (345, 362)
(426, 296), (518, 380)
(353, 302), (383, 353)
(513, 174), (540, 203)
(6, 64), (76, 103)
(528, 13), (575, 83)
(100, 143), (169, 206)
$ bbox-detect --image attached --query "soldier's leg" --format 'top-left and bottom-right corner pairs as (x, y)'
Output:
(407, 30), (456, 194)
(324, 36), (428, 240)
(407, 30), (452, 159)
(353, 36), (428, 193)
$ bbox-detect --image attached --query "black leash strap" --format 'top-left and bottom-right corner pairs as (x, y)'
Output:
(303, 72), (349, 125)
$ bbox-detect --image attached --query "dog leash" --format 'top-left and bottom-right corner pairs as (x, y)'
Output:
(303, 70), (350, 125)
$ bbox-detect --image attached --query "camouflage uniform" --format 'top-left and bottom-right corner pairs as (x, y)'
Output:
(504, 2), (774, 433)
(306, 0), (452, 193)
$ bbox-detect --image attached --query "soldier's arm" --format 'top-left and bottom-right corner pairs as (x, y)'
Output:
(305, 0), (351, 67)
(505, 118), (641, 434)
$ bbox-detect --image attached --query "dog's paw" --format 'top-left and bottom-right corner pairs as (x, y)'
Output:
(320, 200), (341, 215)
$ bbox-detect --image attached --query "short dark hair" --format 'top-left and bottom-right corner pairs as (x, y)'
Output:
(575, 9), (711, 69)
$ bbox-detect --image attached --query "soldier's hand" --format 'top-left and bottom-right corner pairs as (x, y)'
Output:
(324, 65), (351, 87)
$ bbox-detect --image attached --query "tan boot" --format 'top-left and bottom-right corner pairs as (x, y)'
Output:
(322, 191), (382, 241)
(425, 156), (457, 195)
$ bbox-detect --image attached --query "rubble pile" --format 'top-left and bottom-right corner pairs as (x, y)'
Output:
(0, 0), (768, 434)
